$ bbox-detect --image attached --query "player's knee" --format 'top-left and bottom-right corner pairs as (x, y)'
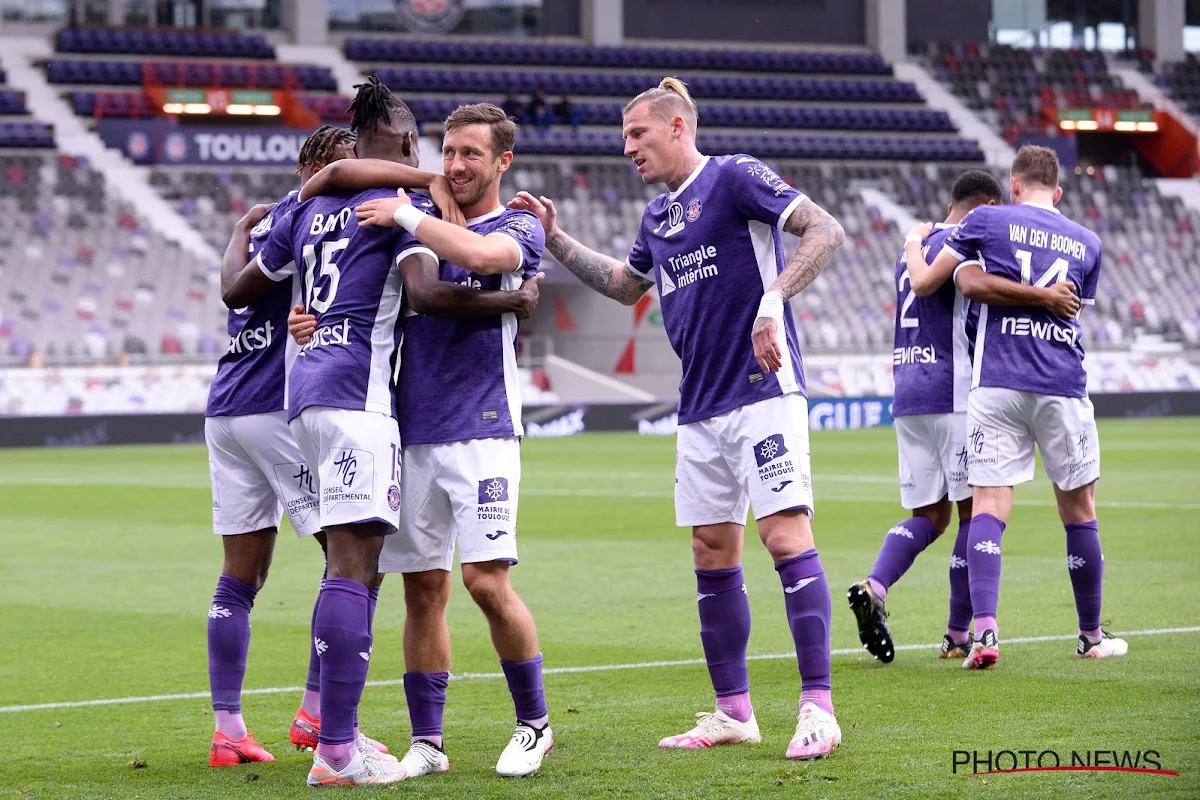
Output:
(914, 500), (953, 535)
(404, 572), (450, 615)
(757, 511), (813, 560)
(464, 569), (512, 615)
(1056, 486), (1096, 523)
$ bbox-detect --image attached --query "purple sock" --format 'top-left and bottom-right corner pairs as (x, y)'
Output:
(1065, 520), (1104, 634)
(868, 516), (939, 598)
(208, 574), (257, 715)
(947, 519), (972, 638)
(404, 671), (449, 743)
(367, 585), (380, 634)
(304, 576), (326, 696)
(313, 578), (371, 764)
(967, 514), (1006, 636)
(501, 654), (548, 724)
(776, 550), (832, 712)
(695, 566), (751, 714)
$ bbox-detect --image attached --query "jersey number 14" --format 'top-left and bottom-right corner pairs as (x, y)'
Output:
(1015, 249), (1069, 287)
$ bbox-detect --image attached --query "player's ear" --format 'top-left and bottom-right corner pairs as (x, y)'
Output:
(1052, 185), (1064, 205)
(496, 150), (514, 174)
(946, 201), (953, 217)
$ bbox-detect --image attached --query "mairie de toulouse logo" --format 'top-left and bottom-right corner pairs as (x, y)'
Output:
(395, 0), (465, 33)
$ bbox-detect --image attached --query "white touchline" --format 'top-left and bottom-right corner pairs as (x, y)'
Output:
(2, 627), (1196, 714)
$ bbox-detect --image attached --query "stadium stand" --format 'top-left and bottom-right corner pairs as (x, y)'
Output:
(1157, 53), (1200, 117)
(917, 43), (1152, 142)
(54, 27), (275, 59)
(336, 36), (984, 160)
(0, 153), (222, 364)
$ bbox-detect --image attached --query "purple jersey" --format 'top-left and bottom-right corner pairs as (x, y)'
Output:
(206, 190), (302, 418)
(625, 155), (808, 425)
(891, 223), (971, 416)
(941, 203), (1102, 398)
(397, 207), (544, 445)
(255, 189), (436, 420)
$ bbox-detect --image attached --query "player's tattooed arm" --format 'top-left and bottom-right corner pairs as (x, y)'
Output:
(771, 197), (846, 300)
(903, 222), (960, 297)
(509, 191), (653, 306)
(220, 203), (276, 308)
(752, 198), (845, 373)
(954, 264), (1081, 318)
(547, 230), (654, 306)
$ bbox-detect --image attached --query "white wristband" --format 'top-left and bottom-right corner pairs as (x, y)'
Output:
(757, 290), (785, 322)
(905, 233), (924, 246)
(392, 204), (425, 233)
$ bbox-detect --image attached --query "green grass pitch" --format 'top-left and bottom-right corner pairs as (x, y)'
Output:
(0, 418), (1198, 799)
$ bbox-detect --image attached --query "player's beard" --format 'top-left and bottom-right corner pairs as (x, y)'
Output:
(451, 169), (496, 210)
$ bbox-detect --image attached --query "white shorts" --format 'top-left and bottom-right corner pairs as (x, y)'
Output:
(895, 412), (971, 508)
(966, 387), (1100, 491)
(288, 406), (404, 530)
(379, 437), (520, 573)
(675, 393), (814, 527)
(205, 411), (321, 537)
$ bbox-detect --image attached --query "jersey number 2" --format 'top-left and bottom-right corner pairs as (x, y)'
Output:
(897, 269), (919, 328)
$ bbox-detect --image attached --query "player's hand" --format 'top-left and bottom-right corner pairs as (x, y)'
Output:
(1043, 281), (1081, 318)
(752, 316), (782, 374)
(514, 272), (545, 319)
(508, 192), (559, 238)
(354, 194), (408, 227)
(429, 176), (467, 228)
(906, 221), (934, 242)
(239, 203), (273, 229)
(288, 304), (317, 345)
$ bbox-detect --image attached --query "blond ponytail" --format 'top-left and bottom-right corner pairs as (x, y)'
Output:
(623, 76), (698, 128)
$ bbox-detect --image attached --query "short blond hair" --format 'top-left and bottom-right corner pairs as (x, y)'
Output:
(623, 77), (698, 129)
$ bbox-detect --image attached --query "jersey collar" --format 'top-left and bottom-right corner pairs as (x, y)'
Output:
(466, 206), (505, 226)
(668, 156), (711, 201)
(1022, 201), (1061, 214)
(934, 222), (954, 229)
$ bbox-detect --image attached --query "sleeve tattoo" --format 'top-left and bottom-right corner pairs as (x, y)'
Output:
(774, 198), (846, 300)
(546, 230), (654, 306)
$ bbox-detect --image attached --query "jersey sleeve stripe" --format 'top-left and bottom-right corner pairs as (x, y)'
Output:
(487, 231), (525, 272)
(952, 259), (983, 279)
(255, 253), (291, 282)
(624, 258), (653, 280)
(940, 244), (969, 263)
(775, 193), (807, 232)
(393, 246), (438, 266)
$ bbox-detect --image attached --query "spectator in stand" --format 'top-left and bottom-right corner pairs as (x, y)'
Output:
(502, 92), (524, 122)
(553, 94), (581, 131)
(527, 88), (553, 131)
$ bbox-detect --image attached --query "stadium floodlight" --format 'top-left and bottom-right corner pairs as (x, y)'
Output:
(1136, 121), (1159, 132)
(252, 104), (281, 116)
(1113, 121), (1137, 132)
(1059, 120), (1077, 130)
(226, 104), (255, 115)
(1075, 120), (1099, 131)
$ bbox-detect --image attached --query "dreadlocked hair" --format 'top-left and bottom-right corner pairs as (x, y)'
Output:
(296, 124), (356, 175)
(347, 73), (416, 135)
